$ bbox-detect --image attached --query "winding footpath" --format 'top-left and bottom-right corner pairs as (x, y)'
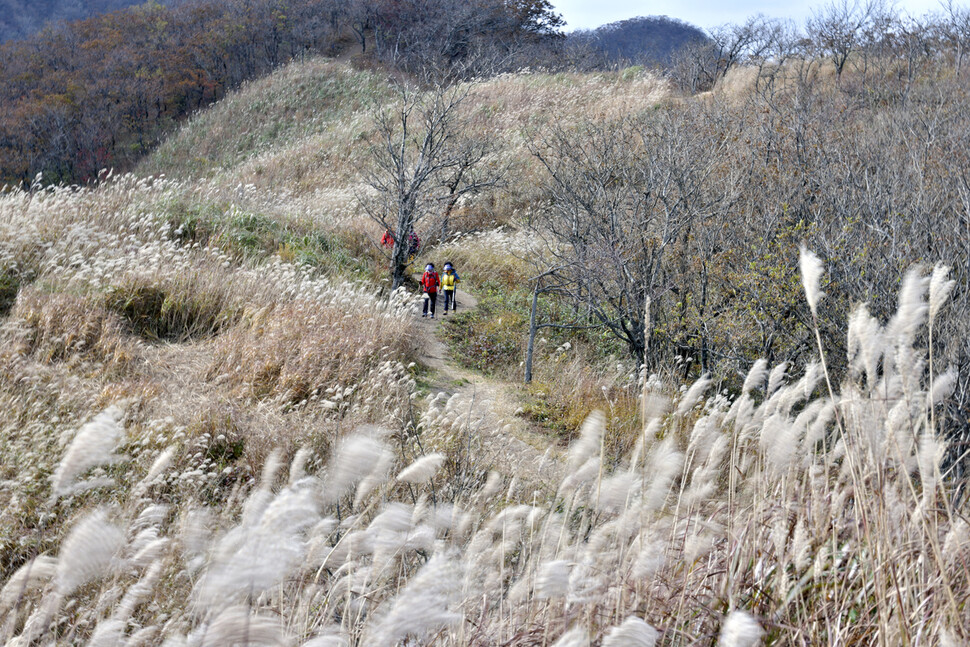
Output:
(413, 287), (563, 493)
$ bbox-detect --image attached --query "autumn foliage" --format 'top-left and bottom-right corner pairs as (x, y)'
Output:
(0, 0), (564, 186)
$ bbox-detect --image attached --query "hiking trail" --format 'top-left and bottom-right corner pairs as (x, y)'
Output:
(414, 287), (562, 491)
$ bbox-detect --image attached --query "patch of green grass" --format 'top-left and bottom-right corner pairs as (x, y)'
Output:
(0, 268), (20, 317)
(159, 197), (372, 276)
(442, 290), (527, 376)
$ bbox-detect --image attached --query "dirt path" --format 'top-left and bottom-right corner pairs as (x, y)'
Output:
(414, 288), (562, 492)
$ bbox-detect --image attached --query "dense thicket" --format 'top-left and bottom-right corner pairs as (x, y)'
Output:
(0, 0), (562, 186)
(567, 15), (709, 67)
(528, 5), (970, 456)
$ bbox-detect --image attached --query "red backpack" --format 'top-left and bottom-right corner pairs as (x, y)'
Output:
(421, 270), (439, 293)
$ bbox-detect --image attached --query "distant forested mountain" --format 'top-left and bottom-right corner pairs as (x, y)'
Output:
(0, 0), (563, 185)
(569, 15), (709, 67)
(0, 0), (183, 43)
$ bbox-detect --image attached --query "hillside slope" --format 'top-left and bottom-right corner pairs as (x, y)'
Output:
(0, 50), (969, 645)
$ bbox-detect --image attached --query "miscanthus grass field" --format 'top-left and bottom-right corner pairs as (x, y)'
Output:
(1, 176), (967, 647)
(2, 58), (970, 646)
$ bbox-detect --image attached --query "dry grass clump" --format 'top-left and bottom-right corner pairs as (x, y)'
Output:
(431, 227), (536, 289)
(104, 269), (243, 342)
(5, 287), (137, 369)
(525, 347), (640, 450)
(206, 293), (416, 405)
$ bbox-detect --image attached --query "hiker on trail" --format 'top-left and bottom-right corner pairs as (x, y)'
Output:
(421, 263), (440, 318)
(408, 232), (421, 259)
(441, 262), (460, 315)
(381, 229), (394, 248)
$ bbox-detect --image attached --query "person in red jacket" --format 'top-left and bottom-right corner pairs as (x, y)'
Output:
(421, 263), (440, 318)
(381, 229), (394, 248)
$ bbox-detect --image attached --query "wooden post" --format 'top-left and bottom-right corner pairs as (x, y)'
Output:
(525, 278), (540, 384)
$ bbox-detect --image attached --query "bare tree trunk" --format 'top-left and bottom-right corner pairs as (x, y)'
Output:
(391, 202), (415, 290)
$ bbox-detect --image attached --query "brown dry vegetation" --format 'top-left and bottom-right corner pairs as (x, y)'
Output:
(3, 13), (970, 644)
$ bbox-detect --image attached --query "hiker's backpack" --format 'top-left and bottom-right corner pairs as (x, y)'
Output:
(421, 271), (439, 292)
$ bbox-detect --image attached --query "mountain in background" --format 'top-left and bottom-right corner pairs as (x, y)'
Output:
(569, 15), (709, 67)
(0, 0), (182, 43)
(0, 0), (564, 186)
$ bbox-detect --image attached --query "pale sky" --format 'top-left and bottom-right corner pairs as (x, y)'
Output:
(552, 0), (958, 30)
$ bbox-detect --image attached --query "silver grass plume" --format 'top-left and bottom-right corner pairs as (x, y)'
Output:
(194, 484), (318, 610)
(568, 410), (605, 469)
(929, 263), (955, 325)
(643, 437), (683, 512)
(929, 366), (958, 406)
(87, 619), (125, 647)
(940, 629), (962, 647)
(325, 429), (392, 503)
(113, 560), (164, 623)
(365, 552), (462, 647)
(132, 445), (176, 498)
(193, 605), (287, 646)
(943, 518), (969, 563)
(17, 510), (125, 644)
(0, 555), (57, 612)
(354, 442), (394, 508)
(718, 610), (763, 647)
(889, 268), (928, 346)
(552, 627), (590, 647)
(602, 616), (659, 647)
(766, 362), (788, 398)
(289, 446), (312, 486)
(847, 304), (885, 391)
(761, 413), (799, 474)
(128, 627), (160, 647)
(676, 375), (712, 417)
(180, 508), (214, 573)
(396, 453), (446, 485)
(597, 471), (639, 513)
(478, 470), (503, 500)
(742, 359), (769, 395)
(50, 406), (125, 500)
(535, 559), (571, 599)
(300, 634), (349, 647)
(798, 245), (824, 317)
(918, 431), (944, 507)
(55, 509), (125, 596)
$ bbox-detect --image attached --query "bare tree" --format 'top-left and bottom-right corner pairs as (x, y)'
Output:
(527, 106), (744, 367)
(941, 1), (970, 71)
(807, 0), (884, 82)
(362, 81), (502, 289)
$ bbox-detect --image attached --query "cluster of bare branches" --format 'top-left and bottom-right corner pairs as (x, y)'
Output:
(361, 82), (504, 289)
(520, 11), (970, 466)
